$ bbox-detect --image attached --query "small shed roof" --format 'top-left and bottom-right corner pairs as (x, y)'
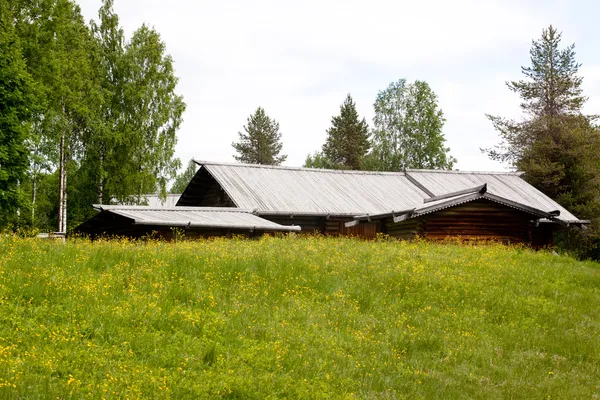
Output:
(78, 205), (301, 232)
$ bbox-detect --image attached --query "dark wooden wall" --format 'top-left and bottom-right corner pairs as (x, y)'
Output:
(419, 200), (531, 243)
(261, 216), (379, 238)
(177, 168), (235, 207)
(327, 218), (379, 238)
(382, 218), (420, 240)
(382, 199), (555, 246)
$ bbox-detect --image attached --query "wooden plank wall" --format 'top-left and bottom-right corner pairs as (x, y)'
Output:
(419, 200), (532, 244)
(382, 218), (420, 240)
(261, 216), (379, 238)
(263, 216), (326, 235)
(197, 182), (236, 207)
(326, 218), (379, 238)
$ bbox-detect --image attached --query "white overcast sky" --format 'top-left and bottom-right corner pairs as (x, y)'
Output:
(76, 0), (600, 172)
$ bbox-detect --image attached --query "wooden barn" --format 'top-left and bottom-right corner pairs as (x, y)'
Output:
(76, 161), (588, 245)
(172, 161), (589, 246)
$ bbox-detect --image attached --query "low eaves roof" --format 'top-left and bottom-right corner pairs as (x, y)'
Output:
(350, 187), (590, 226)
(84, 205), (301, 232)
(405, 169), (580, 222)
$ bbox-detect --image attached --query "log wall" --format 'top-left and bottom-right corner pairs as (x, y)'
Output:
(382, 218), (421, 240)
(420, 200), (531, 243)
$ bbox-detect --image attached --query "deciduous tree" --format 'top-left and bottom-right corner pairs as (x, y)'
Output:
(12, 0), (99, 232)
(370, 79), (455, 171)
(170, 159), (197, 193)
(0, 2), (37, 229)
(116, 24), (184, 203)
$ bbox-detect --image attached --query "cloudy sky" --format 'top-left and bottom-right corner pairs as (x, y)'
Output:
(76, 0), (600, 172)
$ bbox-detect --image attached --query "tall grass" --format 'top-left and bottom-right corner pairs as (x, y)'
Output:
(0, 235), (599, 398)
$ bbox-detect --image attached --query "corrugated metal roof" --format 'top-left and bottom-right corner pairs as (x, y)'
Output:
(93, 205), (300, 232)
(405, 170), (580, 222)
(111, 194), (181, 208)
(352, 191), (557, 223)
(199, 162), (430, 215)
(179, 162), (584, 223)
(144, 194), (181, 208)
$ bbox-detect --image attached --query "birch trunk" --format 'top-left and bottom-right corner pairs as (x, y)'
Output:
(97, 153), (103, 204)
(62, 159), (67, 232)
(31, 177), (36, 223)
(57, 132), (67, 233)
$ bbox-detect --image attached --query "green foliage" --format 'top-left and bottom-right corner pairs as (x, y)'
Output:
(303, 151), (336, 169)
(170, 159), (198, 193)
(232, 107), (287, 165)
(370, 79), (455, 171)
(114, 23), (185, 202)
(318, 94), (370, 170)
(86, 0), (126, 205)
(484, 26), (600, 259)
(0, 236), (599, 397)
(4, 0), (185, 232)
(510, 25), (585, 119)
(12, 0), (103, 232)
(0, 2), (37, 229)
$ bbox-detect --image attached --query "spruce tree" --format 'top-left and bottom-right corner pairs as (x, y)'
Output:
(321, 94), (370, 170)
(232, 107), (287, 165)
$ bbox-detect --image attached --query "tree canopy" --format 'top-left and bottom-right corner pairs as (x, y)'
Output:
(318, 94), (370, 170)
(369, 79), (455, 171)
(232, 107), (287, 165)
(484, 25), (600, 258)
(0, 2), (37, 229)
(170, 159), (198, 194)
(0, 0), (185, 232)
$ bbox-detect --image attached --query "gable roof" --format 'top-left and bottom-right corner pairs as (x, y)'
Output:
(178, 161), (430, 216)
(176, 161), (586, 224)
(76, 205), (301, 233)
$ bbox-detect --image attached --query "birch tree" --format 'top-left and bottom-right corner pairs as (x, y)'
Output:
(369, 79), (455, 171)
(0, 2), (37, 229)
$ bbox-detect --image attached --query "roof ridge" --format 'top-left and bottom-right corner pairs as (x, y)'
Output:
(194, 160), (407, 176)
(194, 160), (522, 176)
(406, 168), (522, 176)
(93, 205), (254, 213)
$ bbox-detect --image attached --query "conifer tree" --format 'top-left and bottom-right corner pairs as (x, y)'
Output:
(484, 25), (600, 258)
(232, 107), (287, 165)
(321, 94), (370, 170)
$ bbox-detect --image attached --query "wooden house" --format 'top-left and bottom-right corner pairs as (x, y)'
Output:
(173, 161), (589, 246)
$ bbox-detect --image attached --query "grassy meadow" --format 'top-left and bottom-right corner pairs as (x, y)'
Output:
(0, 235), (599, 399)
